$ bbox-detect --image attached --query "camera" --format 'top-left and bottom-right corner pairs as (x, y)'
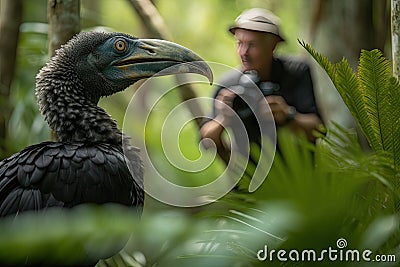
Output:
(230, 70), (280, 119)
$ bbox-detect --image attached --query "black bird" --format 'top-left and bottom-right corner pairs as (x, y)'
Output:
(0, 31), (212, 217)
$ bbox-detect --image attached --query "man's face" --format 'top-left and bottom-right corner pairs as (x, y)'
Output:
(234, 29), (277, 73)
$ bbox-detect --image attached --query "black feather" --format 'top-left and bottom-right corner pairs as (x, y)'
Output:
(1, 141), (143, 217)
(0, 31), (161, 265)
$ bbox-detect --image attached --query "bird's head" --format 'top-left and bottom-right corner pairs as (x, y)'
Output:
(38, 31), (213, 103)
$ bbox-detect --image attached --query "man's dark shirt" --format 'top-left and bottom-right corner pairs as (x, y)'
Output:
(209, 56), (320, 143)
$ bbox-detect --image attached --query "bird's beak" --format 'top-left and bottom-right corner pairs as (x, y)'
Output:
(113, 39), (213, 84)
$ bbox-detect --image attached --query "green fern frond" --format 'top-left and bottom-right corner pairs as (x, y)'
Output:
(316, 122), (364, 168)
(334, 59), (368, 133)
(301, 42), (400, 168)
(386, 77), (400, 167)
(356, 50), (400, 168)
(298, 40), (336, 81)
(299, 41), (370, 144)
(358, 49), (392, 152)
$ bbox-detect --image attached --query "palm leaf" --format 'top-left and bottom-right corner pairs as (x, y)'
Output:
(358, 49), (392, 152)
(381, 76), (400, 167)
(298, 40), (336, 81)
(299, 41), (369, 141)
(334, 58), (371, 143)
(384, 77), (400, 167)
(301, 42), (400, 169)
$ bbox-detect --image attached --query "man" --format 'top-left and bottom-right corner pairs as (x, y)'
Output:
(200, 8), (322, 162)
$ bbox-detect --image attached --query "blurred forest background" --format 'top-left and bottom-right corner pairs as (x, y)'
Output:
(1, 1), (400, 267)
(0, 0), (391, 158)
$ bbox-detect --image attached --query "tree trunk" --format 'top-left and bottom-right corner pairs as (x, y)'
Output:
(47, 0), (80, 57)
(127, 0), (171, 39)
(310, 0), (389, 128)
(392, 0), (400, 78)
(0, 0), (23, 157)
(126, 0), (204, 126)
(308, 0), (390, 151)
(47, 0), (80, 140)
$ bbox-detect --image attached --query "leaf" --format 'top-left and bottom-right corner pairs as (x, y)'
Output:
(381, 76), (400, 167)
(360, 214), (399, 250)
(358, 49), (392, 152)
(301, 42), (400, 169)
(298, 40), (336, 82)
(299, 40), (370, 146)
(334, 58), (369, 140)
(0, 204), (140, 266)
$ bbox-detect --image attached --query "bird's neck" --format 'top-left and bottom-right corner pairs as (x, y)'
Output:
(36, 76), (122, 144)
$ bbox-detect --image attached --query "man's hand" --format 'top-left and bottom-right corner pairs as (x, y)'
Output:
(265, 95), (293, 125)
(214, 88), (237, 124)
(264, 95), (323, 142)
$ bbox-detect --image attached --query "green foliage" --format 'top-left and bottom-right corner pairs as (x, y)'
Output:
(1, 127), (399, 267)
(300, 41), (400, 168)
(2, 28), (50, 158)
(2, 2), (400, 267)
(0, 205), (140, 266)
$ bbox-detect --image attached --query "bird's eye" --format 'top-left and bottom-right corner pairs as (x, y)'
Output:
(114, 39), (127, 52)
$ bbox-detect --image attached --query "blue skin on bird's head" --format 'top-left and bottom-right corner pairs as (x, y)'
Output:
(0, 32), (213, 267)
(35, 31), (212, 143)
